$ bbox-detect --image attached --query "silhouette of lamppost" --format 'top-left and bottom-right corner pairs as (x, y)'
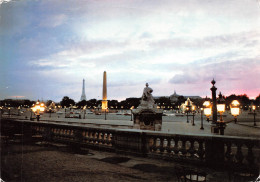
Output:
(200, 108), (204, 130)
(192, 106), (195, 126)
(186, 107), (189, 123)
(8, 107), (11, 117)
(203, 100), (212, 122)
(105, 107), (108, 120)
(130, 106), (134, 121)
(0, 107), (2, 118)
(217, 92), (226, 135)
(185, 98), (192, 123)
(83, 106), (87, 119)
(211, 79), (217, 124)
(30, 105), (33, 120)
(32, 101), (45, 121)
(253, 105), (257, 126)
(230, 100), (240, 124)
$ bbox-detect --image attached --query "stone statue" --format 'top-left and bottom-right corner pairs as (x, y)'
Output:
(133, 83), (162, 131)
(140, 83), (155, 108)
(142, 83), (154, 102)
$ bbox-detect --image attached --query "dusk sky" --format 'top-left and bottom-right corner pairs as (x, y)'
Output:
(1, 0), (260, 102)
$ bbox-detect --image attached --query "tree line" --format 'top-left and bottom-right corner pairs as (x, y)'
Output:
(1, 94), (260, 110)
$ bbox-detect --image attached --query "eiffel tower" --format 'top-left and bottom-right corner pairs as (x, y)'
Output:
(80, 79), (86, 101)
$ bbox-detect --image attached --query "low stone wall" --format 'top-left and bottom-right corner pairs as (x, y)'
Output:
(1, 118), (260, 169)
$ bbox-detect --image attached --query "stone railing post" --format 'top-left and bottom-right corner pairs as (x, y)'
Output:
(43, 126), (53, 142)
(205, 137), (225, 168)
(141, 132), (149, 156)
(23, 122), (33, 143)
(114, 130), (146, 156)
(73, 129), (83, 152)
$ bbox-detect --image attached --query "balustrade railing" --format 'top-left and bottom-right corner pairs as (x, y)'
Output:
(1, 119), (260, 169)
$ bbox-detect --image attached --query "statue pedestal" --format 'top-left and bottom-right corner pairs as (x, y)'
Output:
(132, 106), (163, 131)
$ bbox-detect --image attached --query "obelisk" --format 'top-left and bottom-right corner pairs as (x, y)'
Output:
(102, 71), (108, 110)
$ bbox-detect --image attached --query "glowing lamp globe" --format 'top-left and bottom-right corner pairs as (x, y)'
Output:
(204, 108), (212, 117)
(217, 104), (225, 113)
(192, 106), (195, 111)
(203, 101), (212, 117)
(217, 92), (225, 113)
(230, 100), (240, 116)
(252, 105), (256, 111)
(203, 101), (211, 107)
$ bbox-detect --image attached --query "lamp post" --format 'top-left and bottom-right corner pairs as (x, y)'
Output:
(253, 105), (256, 126)
(185, 98), (192, 123)
(130, 106), (134, 121)
(192, 106), (195, 126)
(216, 92), (226, 135)
(230, 100), (240, 124)
(105, 107), (107, 120)
(203, 100), (212, 122)
(49, 108), (52, 118)
(32, 101), (45, 121)
(186, 107), (189, 123)
(211, 79), (217, 124)
(8, 107), (11, 117)
(30, 105), (33, 120)
(83, 106), (86, 119)
(0, 107), (2, 118)
(200, 108), (204, 130)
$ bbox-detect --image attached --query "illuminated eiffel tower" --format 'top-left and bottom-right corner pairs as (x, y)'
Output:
(80, 79), (86, 101)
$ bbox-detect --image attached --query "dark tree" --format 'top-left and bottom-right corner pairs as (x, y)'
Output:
(125, 98), (140, 108)
(24, 99), (34, 107)
(60, 96), (75, 107)
(77, 100), (87, 108)
(108, 100), (119, 109)
(86, 99), (97, 108)
(255, 94), (260, 105)
(175, 96), (186, 107)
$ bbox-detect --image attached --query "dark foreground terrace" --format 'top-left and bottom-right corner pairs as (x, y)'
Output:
(1, 143), (241, 182)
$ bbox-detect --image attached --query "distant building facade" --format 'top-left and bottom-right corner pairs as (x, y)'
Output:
(154, 90), (202, 103)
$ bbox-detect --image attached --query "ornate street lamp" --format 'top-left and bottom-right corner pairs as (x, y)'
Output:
(185, 98), (192, 123)
(252, 105), (256, 126)
(200, 108), (204, 130)
(217, 92), (226, 135)
(0, 107), (2, 118)
(130, 106), (134, 121)
(203, 100), (212, 122)
(32, 101), (45, 121)
(186, 107), (190, 123)
(192, 106), (195, 126)
(82, 105), (87, 119)
(230, 100), (240, 123)
(105, 107), (108, 120)
(217, 92), (225, 122)
(8, 107), (11, 117)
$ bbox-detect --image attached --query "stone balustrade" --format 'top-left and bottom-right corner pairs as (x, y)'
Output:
(1, 118), (260, 169)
